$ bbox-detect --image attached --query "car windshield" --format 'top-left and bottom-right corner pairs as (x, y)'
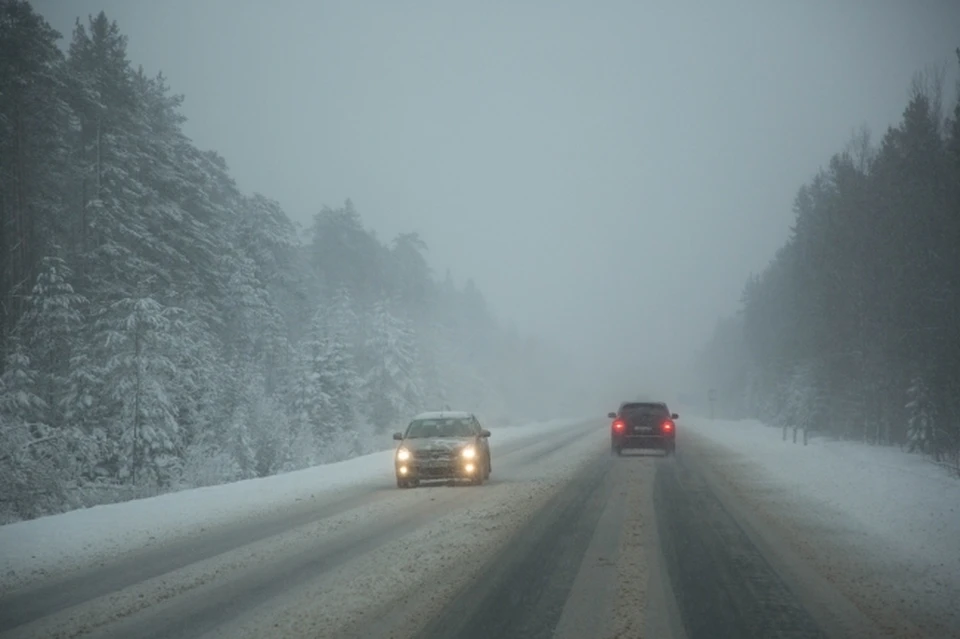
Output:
(405, 418), (475, 438)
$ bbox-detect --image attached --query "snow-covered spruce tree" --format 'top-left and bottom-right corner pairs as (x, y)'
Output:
(361, 300), (424, 434)
(319, 331), (363, 459)
(776, 360), (825, 443)
(11, 256), (98, 507)
(416, 321), (449, 412)
(906, 375), (938, 457)
(19, 256), (87, 431)
(286, 311), (329, 468)
(240, 370), (290, 477)
(0, 343), (66, 521)
(328, 286), (361, 360)
(288, 302), (364, 464)
(309, 200), (386, 306)
(0, 0), (74, 361)
(95, 295), (186, 487)
(318, 292), (364, 456)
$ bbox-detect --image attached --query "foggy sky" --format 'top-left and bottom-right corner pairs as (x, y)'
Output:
(34, 0), (960, 396)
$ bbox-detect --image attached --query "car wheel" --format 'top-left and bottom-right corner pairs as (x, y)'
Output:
(397, 477), (408, 488)
(484, 455), (491, 479)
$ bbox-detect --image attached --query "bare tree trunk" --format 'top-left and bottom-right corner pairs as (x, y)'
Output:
(133, 319), (142, 486)
(0, 193), (6, 373)
(96, 115), (102, 196)
(80, 128), (88, 255)
(13, 101), (27, 327)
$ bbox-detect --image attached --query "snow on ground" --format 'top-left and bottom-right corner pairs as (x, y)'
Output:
(0, 416), (585, 593)
(216, 424), (609, 639)
(681, 415), (960, 572)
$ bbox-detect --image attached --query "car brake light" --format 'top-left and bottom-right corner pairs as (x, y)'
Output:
(613, 420), (625, 430)
(662, 420), (674, 432)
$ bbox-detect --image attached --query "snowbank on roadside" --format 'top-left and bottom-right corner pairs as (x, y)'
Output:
(681, 416), (960, 571)
(0, 416), (586, 592)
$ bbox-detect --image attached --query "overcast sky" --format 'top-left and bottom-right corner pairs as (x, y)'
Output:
(34, 0), (960, 392)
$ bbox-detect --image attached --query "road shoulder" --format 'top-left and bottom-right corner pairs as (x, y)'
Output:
(679, 429), (940, 638)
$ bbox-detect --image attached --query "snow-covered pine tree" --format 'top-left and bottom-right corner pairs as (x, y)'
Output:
(0, 0), (73, 362)
(169, 314), (225, 461)
(96, 295), (186, 486)
(288, 302), (364, 462)
(361, 300), (424, 434)
(416, 321), (449, 412)
(777, 360), (823, 443)
(318, 332), (362, 459)
(389, 232), (432, 315)
(328, 286), (360, 357)
(906, 375), (937, 456)
(310, 200), (385, 305)
(66, 14), (150, 289)
(237, 194), (298, 283)
(287, 311), (330, 465)
(15, 256), (85, 427)
(0, 343), (65, 520)
(236, 368), (289, 477)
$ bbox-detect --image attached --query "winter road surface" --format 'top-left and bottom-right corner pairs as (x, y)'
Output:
(1, 418), (953, 639)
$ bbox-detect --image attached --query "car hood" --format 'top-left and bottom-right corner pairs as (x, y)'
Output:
(402, 437), (472, 452)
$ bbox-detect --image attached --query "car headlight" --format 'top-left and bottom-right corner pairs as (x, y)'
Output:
(397, 447), (411, 461)
(461, 446), (476, 459)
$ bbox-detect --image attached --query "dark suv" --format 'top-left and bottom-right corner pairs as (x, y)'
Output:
(392, 411), (491, 488)
(608, 401), (678, 455)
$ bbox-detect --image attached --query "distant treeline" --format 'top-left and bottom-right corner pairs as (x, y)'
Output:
(697, 51), (960, 468)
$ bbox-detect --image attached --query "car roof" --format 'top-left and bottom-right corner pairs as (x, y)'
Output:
(412, 410), (474, 420)
(620, 401), (668, 408)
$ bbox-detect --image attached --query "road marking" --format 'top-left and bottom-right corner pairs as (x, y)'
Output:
(551, 457), (625, 639)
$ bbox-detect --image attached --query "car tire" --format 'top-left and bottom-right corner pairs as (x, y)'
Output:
(397, 477), (408, 488)
(484, 455), (491, 480)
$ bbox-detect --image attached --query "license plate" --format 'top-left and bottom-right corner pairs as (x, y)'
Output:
(422, 459), (449, 468)
(634, 426), (652, 433)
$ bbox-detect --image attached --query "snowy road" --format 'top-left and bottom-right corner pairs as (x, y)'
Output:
(1, 417), (954, 639)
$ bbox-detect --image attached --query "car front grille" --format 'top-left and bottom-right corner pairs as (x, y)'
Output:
(414, 449), (453, 462)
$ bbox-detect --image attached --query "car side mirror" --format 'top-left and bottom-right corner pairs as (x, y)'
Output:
(392, 432), (403, 441)
(607, 412), (616, 419)
(480, 429), (491, 438)
(671, 413), (679, 420)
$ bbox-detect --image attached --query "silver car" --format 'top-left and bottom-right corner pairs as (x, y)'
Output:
(392, 411), (492, 487)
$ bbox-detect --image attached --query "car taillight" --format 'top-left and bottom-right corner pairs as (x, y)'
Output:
(613, 420), (625, 430)
(662, 420), (674, 432)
